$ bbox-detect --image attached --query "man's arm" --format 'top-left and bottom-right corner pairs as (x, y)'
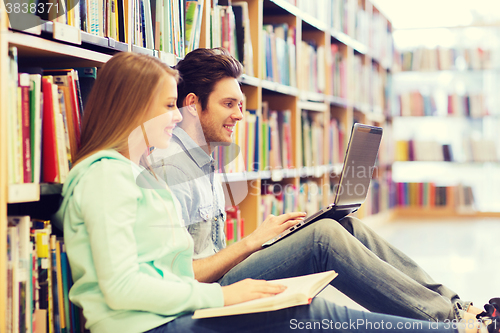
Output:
(192, 237), (255, 282)
(193, 211), (306, 283)
(160, 160), (306, 283)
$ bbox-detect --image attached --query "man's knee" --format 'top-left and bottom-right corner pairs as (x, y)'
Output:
(307, 218), (351, 246)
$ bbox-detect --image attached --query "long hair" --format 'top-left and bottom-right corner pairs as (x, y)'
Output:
(75, 52), (179, 165)
(176, 47), (243, 111)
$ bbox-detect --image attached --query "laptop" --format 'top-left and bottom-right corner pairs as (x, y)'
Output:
(262, 123), (383, 247)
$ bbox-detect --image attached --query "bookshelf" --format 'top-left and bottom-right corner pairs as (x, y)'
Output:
(0, 0), (395, 331)
(1, 7), (8, 333)
(391, 39), (500, 216)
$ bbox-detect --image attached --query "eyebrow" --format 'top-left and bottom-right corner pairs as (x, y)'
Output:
(222, 97), (242, 102)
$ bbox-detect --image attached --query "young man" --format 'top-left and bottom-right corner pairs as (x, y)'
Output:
(151, 48), (482, 322)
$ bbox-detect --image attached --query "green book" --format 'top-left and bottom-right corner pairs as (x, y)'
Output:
(184, 0), (197, 53)
(29, 74), (42, 183)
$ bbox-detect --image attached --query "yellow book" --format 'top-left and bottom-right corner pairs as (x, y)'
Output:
(123, 0), (129, 42)
(192, 270), (338, 319)
(35, 229), (49, 258)
(395, 140), (409, 161)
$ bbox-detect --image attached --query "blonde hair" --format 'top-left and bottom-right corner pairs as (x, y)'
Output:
(75, 52), (179, 165)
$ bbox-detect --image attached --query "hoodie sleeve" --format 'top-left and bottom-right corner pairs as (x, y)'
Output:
(76, 159), (224, 315)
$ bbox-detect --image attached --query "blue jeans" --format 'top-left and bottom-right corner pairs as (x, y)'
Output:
(146, 298), (464, 333)
(217, 217), (464, 321)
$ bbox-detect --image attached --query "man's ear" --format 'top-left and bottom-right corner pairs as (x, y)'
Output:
(183, 93), (199, 117)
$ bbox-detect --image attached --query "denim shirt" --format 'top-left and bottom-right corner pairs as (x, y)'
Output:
(151, 127), (226, 259)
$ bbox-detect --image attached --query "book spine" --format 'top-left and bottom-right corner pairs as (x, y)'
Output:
(50, 236), (61, 333)
(69, 72), (83, 151)
(55, 241), (66, 333)
(41, 78), (60, 183)
(29, 74), (42, 184)
(19, 74), (32, 183)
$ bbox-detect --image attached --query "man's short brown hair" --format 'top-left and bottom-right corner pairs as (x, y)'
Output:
(175, 47), (243, 111)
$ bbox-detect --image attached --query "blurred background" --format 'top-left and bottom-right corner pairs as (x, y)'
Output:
(370, 0), (500, 308)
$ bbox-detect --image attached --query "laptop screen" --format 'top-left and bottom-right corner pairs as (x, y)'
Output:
(333, 123), (383, 207)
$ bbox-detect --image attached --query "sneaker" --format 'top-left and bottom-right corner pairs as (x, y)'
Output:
(476, 298), (500, 333)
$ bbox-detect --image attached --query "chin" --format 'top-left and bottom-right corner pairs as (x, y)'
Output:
(218, 136), (233, 146)
(153, 139), (171, 150)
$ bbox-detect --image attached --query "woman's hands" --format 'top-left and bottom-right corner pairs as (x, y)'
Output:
(218, 212), (305, 306)
(244, 212), (306, 252)
(221, 279), (287, 306)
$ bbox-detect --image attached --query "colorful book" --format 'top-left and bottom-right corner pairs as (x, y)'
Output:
(29, 74), (43, 184)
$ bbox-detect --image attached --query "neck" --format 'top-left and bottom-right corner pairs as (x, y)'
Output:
(121, 146), (146, 166)
(178, 121), (213, 155)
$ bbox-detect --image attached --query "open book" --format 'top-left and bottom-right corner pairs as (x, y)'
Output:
(192, 270), (338, 319)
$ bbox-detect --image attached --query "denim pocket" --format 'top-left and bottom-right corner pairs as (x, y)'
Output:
(198, 205), (213, 221)
(186, 205), (213, 254)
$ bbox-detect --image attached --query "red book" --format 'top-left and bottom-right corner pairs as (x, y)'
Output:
(238, 217), (244, 241)
(19, 73), (32, 183)
(66, 72), (81, 151)
(41, 77), (59, 183)
(43, 69), (82, 151)
(418, 182), (424, 206)
(226, 219), (234, 243)
(447, 94), (453, 115)
(429, 183), (436, 207)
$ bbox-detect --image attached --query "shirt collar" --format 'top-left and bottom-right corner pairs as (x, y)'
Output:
(173, 127), (214, 168)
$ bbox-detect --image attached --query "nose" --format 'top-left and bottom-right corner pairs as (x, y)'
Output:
(172, 107), (183, 124)
(232, 106), (243, 121)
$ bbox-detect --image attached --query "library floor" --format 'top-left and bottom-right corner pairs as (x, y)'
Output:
(318, 216), (500, 312)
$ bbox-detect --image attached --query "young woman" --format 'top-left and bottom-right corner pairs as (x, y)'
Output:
(54, 51), (490, 333)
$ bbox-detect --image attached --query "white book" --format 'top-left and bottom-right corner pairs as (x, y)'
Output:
(193, 270), (338, 319)
(317, 45), (325, 93)
(51, 84), (69, 183)
(8, 47), (20, 184)
(9, 216), (31, 333)
(8, 225), (19, 333)
(163, 0), (172, 52)
(192, 0), (205, 51)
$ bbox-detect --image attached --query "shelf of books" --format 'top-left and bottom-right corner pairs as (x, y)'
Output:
(214, 0), (396, 238)
(0, 0), (396, 331)
(390, 35), (500, 218)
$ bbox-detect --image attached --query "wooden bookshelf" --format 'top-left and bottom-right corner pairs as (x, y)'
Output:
(1, 4), (9, 332)
(205, 0), (395, 233)
(391, 40), (500, 217)
(0, 0), (396, 331)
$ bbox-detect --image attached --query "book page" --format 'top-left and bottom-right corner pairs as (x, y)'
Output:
(270, 270), (338, 301)
(192, 270), (337, 318)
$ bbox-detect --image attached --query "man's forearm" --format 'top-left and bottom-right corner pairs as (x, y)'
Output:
(193, 238), (257, 283)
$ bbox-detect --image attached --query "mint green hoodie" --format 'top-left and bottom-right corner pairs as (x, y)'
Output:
(54, 150), (224, 333)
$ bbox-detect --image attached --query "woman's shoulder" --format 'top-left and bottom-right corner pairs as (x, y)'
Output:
(75, 150), (135, 174)
(64, 150), (140, 196)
